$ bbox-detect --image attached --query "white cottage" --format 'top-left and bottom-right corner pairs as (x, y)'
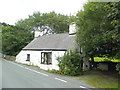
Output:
(16, 23), (79, 70)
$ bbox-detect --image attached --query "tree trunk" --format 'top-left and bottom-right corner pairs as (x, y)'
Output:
(91, 57), (94, 63)
(90, 57), (94, 70)
(83, 57), (90, 71)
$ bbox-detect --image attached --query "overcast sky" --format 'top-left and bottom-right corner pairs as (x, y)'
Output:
(0, 0), (88, 25)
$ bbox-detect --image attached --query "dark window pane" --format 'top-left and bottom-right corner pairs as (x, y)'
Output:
(26, 54), (30, 61)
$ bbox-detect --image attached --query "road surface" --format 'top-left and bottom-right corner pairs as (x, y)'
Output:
(1, 58), (94, 89)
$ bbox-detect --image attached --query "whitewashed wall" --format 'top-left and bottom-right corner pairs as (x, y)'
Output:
(16, 50), (66, 70)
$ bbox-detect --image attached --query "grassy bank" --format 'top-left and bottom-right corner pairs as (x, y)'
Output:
(78, 71), (119, 88)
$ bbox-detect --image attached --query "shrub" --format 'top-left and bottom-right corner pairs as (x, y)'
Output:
(57, 49), (83, 76)
(9, 56), (16, 61)
(4, 55), (16, 61)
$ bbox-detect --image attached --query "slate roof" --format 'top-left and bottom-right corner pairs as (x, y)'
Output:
(23, 33), (77, 51)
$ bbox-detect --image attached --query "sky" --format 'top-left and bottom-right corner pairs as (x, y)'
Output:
(0, 0), (88, 25)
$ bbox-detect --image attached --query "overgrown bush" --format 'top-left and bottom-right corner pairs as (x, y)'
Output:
(57, 49), (83, 76)
(4, 55), (16, 61)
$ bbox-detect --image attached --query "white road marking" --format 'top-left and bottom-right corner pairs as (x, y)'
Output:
(80, 86), (86, 88)
(5, 60), (48, 77)
(4, 60), (92, 88)
(24, 67), (48, 76)
(55, 77), (67, 83)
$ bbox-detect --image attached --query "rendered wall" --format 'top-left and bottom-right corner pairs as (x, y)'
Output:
(16, 50), (66, 70)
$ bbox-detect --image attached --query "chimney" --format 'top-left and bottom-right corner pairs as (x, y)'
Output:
(34, 30), (44, 38)
(69, 22), (77, 35)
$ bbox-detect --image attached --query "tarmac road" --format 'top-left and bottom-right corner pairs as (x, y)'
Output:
(1, 58), (94, 89)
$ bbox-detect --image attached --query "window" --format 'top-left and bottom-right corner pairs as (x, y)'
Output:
(26, 54), (30, 61)
(41, 52), (52, 65)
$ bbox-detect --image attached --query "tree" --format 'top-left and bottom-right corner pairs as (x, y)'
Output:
(76, 2), (120, 61)
(1, 12), (72, 56)
(2, 23), (33, 56)
(17, 12), (70, 35)
(105, 2), (120, 59)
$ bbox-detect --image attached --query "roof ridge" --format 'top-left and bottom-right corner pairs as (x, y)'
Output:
(37, 32), (69, 38)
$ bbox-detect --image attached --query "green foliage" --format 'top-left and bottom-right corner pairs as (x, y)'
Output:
(2, 23), (33, 56)
(76, 2), (120, 60)
(16, 11), (70, 34)
(1, 11), (75, 56)
(57, 50), (83, 76)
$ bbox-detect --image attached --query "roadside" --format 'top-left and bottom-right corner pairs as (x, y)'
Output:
(3, 59), (94, 89)
(77, 70), (119, 89)
(16, 62), (120, 89)
(3, 58), (119, 89)
(0, 59), (2, 90)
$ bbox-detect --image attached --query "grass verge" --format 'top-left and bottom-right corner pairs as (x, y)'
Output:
(78, 71), (119, 88)
(17, 62), (40, 70)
